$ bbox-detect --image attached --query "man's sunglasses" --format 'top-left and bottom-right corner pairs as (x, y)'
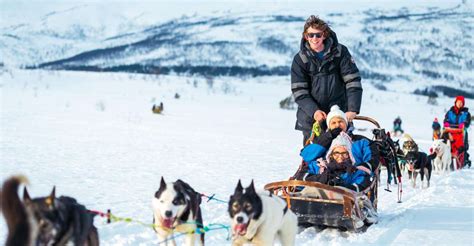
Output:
(306, 32), (323, 39)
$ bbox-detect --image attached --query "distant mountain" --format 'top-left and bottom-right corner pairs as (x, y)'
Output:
(1, 3), (473, 97)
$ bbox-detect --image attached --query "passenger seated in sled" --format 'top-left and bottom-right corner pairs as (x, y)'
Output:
(302, 132), (372, 192)
(295, 105), (378, 191)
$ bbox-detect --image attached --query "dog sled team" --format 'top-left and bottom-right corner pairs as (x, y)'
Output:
(1, 175), (298, 246)
(266, 95), (470, 233)
(394, 95), (471, 190)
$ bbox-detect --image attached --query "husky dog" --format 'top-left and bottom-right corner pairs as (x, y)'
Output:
(152, 177), (204, 246)
(1, 176), (99, 246)
(23, 187), (99, 245)
(1, 176), (37, 246)
(228, 180), (297, 246)
(431, 139), (452, 174)
(402, 140), (419, 156)
(405, 151), (432, 188)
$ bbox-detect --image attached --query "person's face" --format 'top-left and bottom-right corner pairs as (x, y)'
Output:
(304, 26), (326, 52)
(331, 146), (350, 163)
(455, 100), (463, 109)
(329, 117), (347, 132)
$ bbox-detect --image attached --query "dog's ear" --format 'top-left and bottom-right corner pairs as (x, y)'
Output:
(23, 187), (32, 203)
(160, 176), (167, 189)
(234, 179), (243, 195)
(245, 180), (256, 194)
(46, 186), (56, 207)
(175, 179), (196, 196)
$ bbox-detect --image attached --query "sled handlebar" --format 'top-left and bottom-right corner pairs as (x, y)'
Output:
(354, 116), (380, 128)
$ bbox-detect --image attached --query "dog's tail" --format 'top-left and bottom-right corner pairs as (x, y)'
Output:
(1, 175), (33, 246)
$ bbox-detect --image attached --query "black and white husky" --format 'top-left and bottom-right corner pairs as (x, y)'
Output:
(152, 177), (204, 246)
(405, 151), (432, 188)
(228, 180), (297, 246)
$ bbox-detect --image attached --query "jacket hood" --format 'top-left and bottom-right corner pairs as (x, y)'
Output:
(455, 95), (465, 108)
(325, 132), (356, 163)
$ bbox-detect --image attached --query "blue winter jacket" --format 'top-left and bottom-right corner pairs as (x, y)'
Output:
(444, 106), (471, 128)
(339, 168), (370, 191)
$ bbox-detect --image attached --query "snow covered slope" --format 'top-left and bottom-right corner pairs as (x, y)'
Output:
(1, 1), (473, 96)
(1, 69), (472, 245)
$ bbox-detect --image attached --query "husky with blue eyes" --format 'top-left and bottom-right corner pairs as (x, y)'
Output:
(228, 180), (297, 246)
(152, 177), (204, 246)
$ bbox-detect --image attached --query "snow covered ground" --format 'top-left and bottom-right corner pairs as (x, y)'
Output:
(1, 69), (473, 245)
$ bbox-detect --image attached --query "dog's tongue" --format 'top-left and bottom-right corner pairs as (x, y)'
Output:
(234, 224), (247, 235)
(163, 218), (174, 228)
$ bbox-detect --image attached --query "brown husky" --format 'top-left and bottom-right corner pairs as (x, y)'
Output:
(1, 176), (99, 246)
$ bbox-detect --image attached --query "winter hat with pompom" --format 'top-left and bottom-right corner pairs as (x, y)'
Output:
(326, 105), (347, 127)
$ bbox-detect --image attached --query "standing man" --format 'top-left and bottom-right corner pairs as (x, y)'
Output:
(444, 95), (471, 167)
(291, 15), (362, 145)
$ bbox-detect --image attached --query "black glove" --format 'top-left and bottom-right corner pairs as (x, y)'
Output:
(329, 127), (343, 138)
(328, 177), (344, 186)
(315, 128), (342, 149)
(342, 160), (355, 174)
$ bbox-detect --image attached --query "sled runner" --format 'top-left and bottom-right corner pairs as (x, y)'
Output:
(264, 116), (401, 232)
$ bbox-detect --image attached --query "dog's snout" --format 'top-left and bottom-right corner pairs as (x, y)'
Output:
(165, 210), (172, 218)
(236, 216), (244, 223)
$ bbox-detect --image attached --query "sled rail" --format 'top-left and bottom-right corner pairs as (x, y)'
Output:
(264, 180), (356, 218)
(354, 116), (380, 128)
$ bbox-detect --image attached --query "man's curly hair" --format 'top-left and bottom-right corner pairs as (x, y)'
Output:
(303, 15), (331, 39)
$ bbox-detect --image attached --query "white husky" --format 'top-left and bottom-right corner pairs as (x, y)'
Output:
(228, 180), (298, 246)
(431, 139), (452, 174)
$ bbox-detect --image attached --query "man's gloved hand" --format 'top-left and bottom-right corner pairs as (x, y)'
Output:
(444, 122), (450, 128)
(315, 128), (342, 149)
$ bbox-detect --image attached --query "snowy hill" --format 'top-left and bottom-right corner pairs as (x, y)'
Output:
(1, 1), (473, 97)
